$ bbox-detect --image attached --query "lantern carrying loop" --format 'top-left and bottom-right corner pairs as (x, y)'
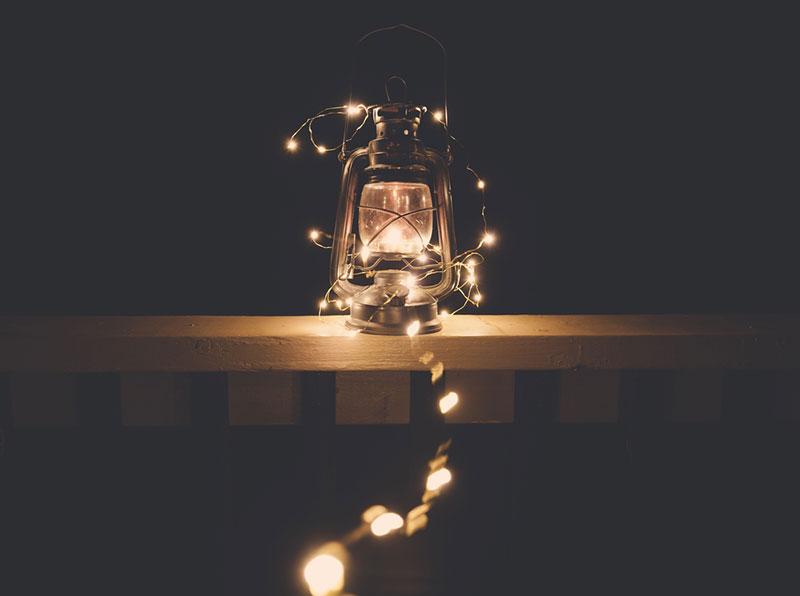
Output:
(339, 24), (449, 160)
(384, 75), (408, 103)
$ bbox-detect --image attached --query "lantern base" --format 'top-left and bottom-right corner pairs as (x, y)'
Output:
(347, 301), (442, 335)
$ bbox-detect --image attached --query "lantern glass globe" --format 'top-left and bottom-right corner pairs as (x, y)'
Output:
(358, 182), (433, 258)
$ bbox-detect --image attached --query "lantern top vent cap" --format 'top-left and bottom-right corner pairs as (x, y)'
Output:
(372, 103), (423, 126)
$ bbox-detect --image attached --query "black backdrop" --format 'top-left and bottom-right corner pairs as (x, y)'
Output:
(3, 3), (798, 316)
(3, 5), (800, 596)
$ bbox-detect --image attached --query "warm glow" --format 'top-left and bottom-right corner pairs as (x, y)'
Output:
(467, 273), (476, 284)
(360, 245), (371, 262)
(477, 179), (486, 190)
(346, 104), (362, 117)
(345, 297), (353, 306)
(318, 300), (327, 310)
(432, 110), (444, 122)
(440, 309), (450, 318)
(416, 254), (429, 263)
(466, 258), (477, 269)
(358, 181), (433, 257)
(286, 138), (299, 152)
(316, 145), (327, 154)
(335, 299), (344, 309)
(438, 391), (459, 414)
(370, 512), (404, 537)
(426, 467), (452, 492)
(309, 229), (320, 241)
(303, 554), (344, 596)
(482, 232), (496, 246)
(406, 320), (421, 337)
(474, 293), (482, 303)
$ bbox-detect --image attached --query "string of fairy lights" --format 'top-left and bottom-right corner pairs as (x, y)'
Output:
(286, 102), (495, 595)
(301, 354), (459, 596)
(286, 103), (495, 320)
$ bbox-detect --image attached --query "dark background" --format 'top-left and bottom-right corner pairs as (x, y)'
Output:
(2, 4), (800, 596)
(3, 3), (798, 315)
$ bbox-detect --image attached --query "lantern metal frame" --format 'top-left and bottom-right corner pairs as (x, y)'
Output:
(328, 25), (457, 335)
(329, 134), (457, 334)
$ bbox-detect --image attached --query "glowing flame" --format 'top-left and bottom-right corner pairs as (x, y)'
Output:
(406, 320), (421, 337)
(438, 391), (459, 414)
(426, 467), (452, 492)
(370, 512), (404, 537)
(303, 553), (344, 596)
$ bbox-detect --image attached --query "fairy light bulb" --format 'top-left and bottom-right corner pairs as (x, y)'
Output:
(370, 512), (404, 537)
(346, 104), (361, 117)
(482, 232), (496, 246)
(303, 553), (345, 596)
(426, 467), (452, 491)
(317, 145), (327, 154)
(477, 179), (485, 190)
(318, 300), (328, 310)
(438, 391), (459, 414)
(360, 245), (371, 262)
(474, 293), (482, 304)
(335, 299), (344, 309)
(406, 320), (421, 337)
(286, 138), (299, 152)
(440, 309), (450, 318)
(432, 110), (444, 122)
(309, 229), (320, 241)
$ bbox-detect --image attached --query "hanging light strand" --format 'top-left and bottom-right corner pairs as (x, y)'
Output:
(293, 104), (496, 319)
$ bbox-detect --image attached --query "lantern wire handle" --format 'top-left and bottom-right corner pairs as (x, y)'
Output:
(384, 75), (408, 103)
(339, 24), (449, 160)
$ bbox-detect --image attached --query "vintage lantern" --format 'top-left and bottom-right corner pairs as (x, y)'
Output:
(287, 25), (490, 335)
(330, 99), (457, 335)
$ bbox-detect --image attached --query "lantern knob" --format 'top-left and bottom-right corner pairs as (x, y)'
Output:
(372, 103), (423, 140)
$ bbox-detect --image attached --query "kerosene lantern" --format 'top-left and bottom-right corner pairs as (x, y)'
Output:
(330, 100), (457, 334)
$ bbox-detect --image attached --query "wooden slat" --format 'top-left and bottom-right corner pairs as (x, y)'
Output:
(669, 370), (723, 422)
(335, 371), (410, 424)
(228, 372), (301, 425)
(559, 370), (620, 423)
(444, 370), (515, 423)
(120, 373), (192, 426)
(1, 315), (798, 372)
(9, 373), (78, 427)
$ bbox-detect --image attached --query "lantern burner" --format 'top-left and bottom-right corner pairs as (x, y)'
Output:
(346, 270), (442, 335)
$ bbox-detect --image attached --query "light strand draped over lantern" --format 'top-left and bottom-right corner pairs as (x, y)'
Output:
(330, 97), (458, 335)
(287, 24), (494, 335)
(287, 26), (497, 596)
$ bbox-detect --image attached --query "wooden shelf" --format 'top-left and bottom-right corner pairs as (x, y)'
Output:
(2, 315), (798, 372)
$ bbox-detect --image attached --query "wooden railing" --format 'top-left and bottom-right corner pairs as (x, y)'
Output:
(1, 315), (798, 427)
(2, 314), (799, 595)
